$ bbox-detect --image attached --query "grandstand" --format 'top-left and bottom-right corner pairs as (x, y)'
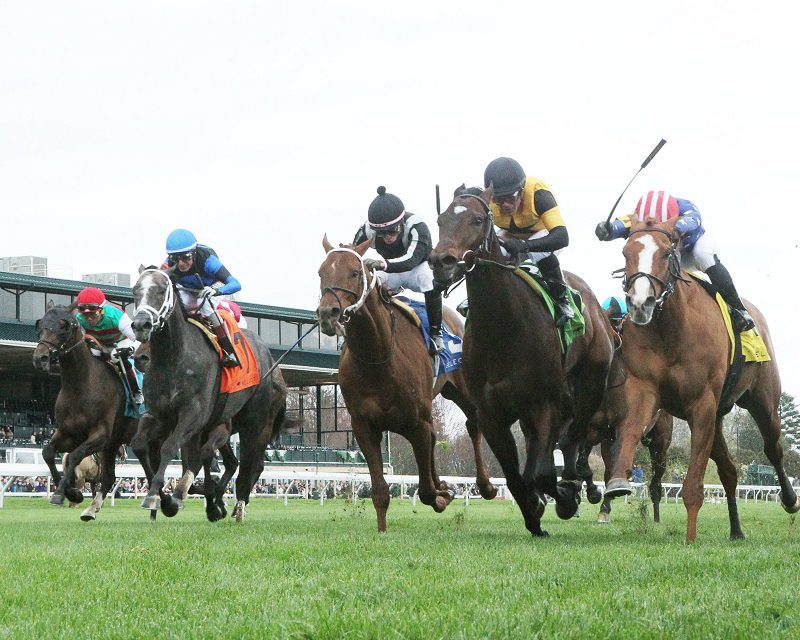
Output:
(0, 269), (385, 472)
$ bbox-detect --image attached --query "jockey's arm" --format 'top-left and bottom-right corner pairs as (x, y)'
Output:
(204, 255), (241, 295)
(525, 225), (569, 253)
(384, 218), (431, 274)
(353, 224), (369, 246)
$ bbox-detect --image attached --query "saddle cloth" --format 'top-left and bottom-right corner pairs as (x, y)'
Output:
(390, 297), (463, 375)
(188, 310), (261, 393)
(687, 272), (770, 365)
(84, 339), (145, 418)
(515, 261), (586, 353)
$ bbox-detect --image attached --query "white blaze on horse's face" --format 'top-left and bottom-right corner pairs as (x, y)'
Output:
(137, 271), (164, 309)
(453, 206), (467, 215)
(629, 235), (658, 307)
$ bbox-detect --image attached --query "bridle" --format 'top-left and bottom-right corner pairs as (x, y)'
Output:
(36, 317), (84, 363)
(618, 227), (690, 313)
(319, 247), (376, 324)
(133, 268), (177, 332)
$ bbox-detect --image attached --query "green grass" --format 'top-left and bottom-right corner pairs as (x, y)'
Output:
(0, 496), (797, 639)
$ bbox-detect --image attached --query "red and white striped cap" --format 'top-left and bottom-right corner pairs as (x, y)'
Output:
(634, 191), (679, 222)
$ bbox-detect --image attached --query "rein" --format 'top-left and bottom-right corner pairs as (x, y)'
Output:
(622, 228), (691, 313)
(320, 246), (396, 365)
(36, 322), (85, 363)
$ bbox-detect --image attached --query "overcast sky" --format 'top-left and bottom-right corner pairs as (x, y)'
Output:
(1, 1), (798, 396)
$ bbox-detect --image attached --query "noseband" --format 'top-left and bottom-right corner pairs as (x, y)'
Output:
(37, 318), (84, 363)
(621, 228), (690, 312)
(320, 247), (376, 323)
(134, 269), (176, 331)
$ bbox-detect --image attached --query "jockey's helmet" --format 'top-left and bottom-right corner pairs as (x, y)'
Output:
(77, 287), (106, 314)
(635, 191), (679, 222)
(368, 186), (405, 235)
(166, 229), (198, 254)
(602, 295), (627, 321)
(484, 157), (526, 197)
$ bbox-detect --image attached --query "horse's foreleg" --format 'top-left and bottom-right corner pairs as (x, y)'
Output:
(199, 426), (232, 522)
(479, 414), (547, 537)
(597, 438), (614, 523)
(55, 432), (108, 506)
(42, 432), (70, 502)
(353, 420), (390, 532)
(683, 396), (717, 542)
(606, 381), (658, 499)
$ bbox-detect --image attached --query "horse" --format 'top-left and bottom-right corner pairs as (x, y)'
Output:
(62, 445), (127, 506)
(316, 236), (497, 532)
(576, 313), (674, 523)
(32, 302), (138, 521)
(130, 267), (288, 522)
(604, 215), (799, 541)
(429, 186), (614, 537)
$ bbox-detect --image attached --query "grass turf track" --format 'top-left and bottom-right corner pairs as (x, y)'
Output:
(0, 496), (797, 639)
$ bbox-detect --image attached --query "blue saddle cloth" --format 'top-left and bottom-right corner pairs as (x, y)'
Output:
(121, 360), (145, 418)
(394, 297), (463, 375)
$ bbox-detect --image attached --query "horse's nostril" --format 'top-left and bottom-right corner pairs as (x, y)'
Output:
(330, 308), (341, 319)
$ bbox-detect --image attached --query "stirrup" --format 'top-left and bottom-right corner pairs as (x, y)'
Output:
(555, 299), (574, 327)
(429, 333), (445, 355)
(221, 353), (239, 368)
(731, 309), (755, 333)
(456, 300), (469, 318)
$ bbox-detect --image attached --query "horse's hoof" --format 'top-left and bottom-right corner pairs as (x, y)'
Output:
(160, 497), (180, 518)
(80, 510), (96, 522)
(49, 494), (65, 506)
(433, 495), (449, 512)
(206, 506), (223, 522)
(141, 495), (160, 511)
(730, 530), (746, 541)
(781, 492), (800, 514)
(64, 488), (84, 504)
(586, 486), (603, 505)
(149, 509), (158, 522)
(604, 478), (632, 498)
(532, 529), (550, 538)
(233, 500), (246, 523)
(480, 483), (498, 501)
(596, 512), (611, 524)
(554, 480), (581, 520)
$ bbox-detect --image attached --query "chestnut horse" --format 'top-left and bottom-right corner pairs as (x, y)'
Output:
(578, 314), (674, 523)
(33, 303), (138, 521)
(429, 187), (614, 537)
(130, 267), (288, 522)
(605, 216), (799, 541)
(317, 236), (497, 532)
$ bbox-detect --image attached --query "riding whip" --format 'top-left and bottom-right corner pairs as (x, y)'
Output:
(605, 139), (667, 224)
(435, 184), (441, 215)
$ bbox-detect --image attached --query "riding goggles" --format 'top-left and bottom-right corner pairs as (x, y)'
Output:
(169, 251), (194, 263)
(491, 191), (520, 205)
(374, 224), (401, 237)
(78, 304), (102, 314)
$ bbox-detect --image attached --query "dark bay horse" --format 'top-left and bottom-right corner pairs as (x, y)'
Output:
(429, 187), (614, 537)
(605, 216), (799, 541)
(33, 303), (138, 521)
(316, 236), (497, 532)
(130, 267), (287, 522)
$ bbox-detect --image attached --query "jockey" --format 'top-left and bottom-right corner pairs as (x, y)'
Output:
(484, 157), (575, 327)
(594, 191), (755, 333)
(163, 228), (242, 367)
(353, 186), (445, 355)
(75, 287), (144, 408)
(601, 295), (627, 332)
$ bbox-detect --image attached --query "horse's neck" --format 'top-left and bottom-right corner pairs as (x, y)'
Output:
(344, 290), (394, 362)
(150, 306), (192, 365)
(59, 340), (100, 392)
(655, 280), (696, 337)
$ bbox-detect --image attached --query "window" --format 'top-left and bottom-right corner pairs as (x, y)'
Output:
(0, 289), (16, 320)
(261, 318), (280, 344)
(301, 323), (320, 349)
(280, 321), (299, 346)
(18, 291), (46, 322)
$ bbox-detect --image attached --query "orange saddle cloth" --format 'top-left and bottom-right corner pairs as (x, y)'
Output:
(189, 310), (260, 394)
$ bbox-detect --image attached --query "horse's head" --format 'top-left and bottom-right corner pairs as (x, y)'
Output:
(133, 341), (151, 373)
(429, 185), (495, 288)
(33, 301), (82, 372)
(622, 217), (683, 325)
(132, 267), (175, 342)
(316, 235), (375, 336)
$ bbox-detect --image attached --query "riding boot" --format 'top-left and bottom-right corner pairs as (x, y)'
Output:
(424, 289), (445, 355)
(537, 254), (575, 328)
(119, 352), (144, 407)
(705, 263), (755, 333)
(211, 323), (241, 368)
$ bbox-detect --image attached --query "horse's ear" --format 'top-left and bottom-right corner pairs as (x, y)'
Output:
(322, 234), (334, 253)
(138, 264), (147, 274)
(46, 299), (55, 312)
(354, 238), (372, 256)
(482, 184), (495, 204)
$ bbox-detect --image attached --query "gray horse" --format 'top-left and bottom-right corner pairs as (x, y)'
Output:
(130, 267), (287, 522)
